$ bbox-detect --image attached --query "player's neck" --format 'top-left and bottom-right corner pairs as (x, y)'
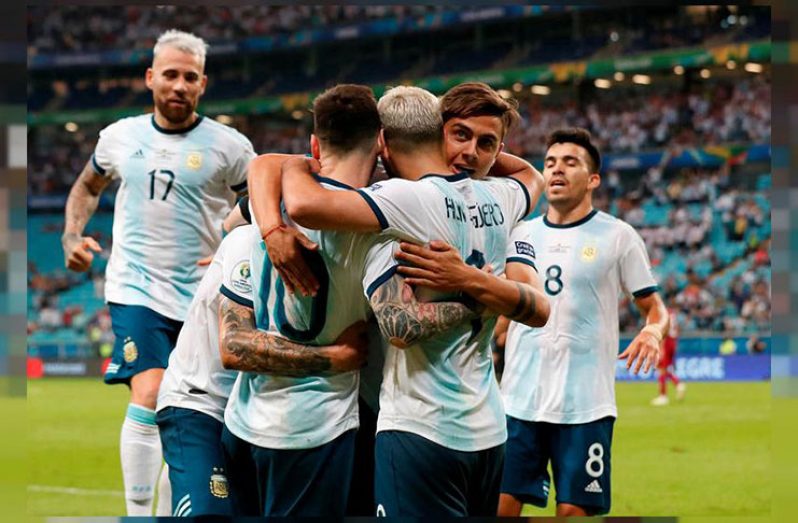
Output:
(547, 198), (594, 225)
(318, 153), (373, 189)
(153, 111), (199, 132)
(391, 152), (451, 181)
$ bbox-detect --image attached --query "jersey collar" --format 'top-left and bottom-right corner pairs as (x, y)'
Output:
(151, 114), (204, 135)
(543, 208), (598, 229)
(312, 174), (355, 191)
(420, 171), (470, 182)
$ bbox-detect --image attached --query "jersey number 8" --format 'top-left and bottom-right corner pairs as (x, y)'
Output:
(544, 264), (563, 296)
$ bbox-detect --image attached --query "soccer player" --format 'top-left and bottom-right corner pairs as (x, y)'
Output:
(249, 81), (545, 516)
(496, 128), (668, 517)
(61, 30), (254, 516)
(218, 84), (483, 517)
(279, 85), (549, 516)
(440, 82), (544, 200)
(651, 306), (686, 405)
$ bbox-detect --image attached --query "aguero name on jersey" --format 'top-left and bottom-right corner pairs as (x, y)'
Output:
(156, 224), (256, 422)
(356, 172), (533, 452)
(91, 114), (255, 321)
(501, 210), (658, 425)
(224, 177), (384, 451)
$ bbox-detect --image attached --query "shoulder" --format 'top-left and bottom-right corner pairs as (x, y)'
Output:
(218, 224), (257, 259)
(600, 212), (642, 239)
(100, 114), (149, 138)
(360, 178), (414, 194)
(200, 117), (253, 148)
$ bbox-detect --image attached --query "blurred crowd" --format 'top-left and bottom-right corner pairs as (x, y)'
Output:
(508, 75), (770, 157)
(28, 75), (771, 198)
(29, 6), (452, 54)
(607, 165), (770, 334)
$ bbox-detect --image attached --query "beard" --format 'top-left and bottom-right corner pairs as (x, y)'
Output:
(155, 96), (196, 126)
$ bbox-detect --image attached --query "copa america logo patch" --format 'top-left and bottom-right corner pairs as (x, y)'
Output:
(230, 261), (252, 294)
(515, 241), (536, 258)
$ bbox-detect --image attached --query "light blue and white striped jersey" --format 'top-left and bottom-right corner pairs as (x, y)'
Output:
(92, 114), (255, 321)
(156, 225), (256, 422)
(501, 210), (658, 424)
(224, 178), (387, 450)
(357, 173), (533, 452)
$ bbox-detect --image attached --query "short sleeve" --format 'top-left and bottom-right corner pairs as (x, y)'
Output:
(226, 134), (256, 193)
(219, 226), (255, 308)
(618, 224), (658, 298)
(362, 237), (400, 300)
(356, 179), (428, 242)
(91, 125), (119, 180)
(482, 177), (530, 224)
(506, 221), (538, 272)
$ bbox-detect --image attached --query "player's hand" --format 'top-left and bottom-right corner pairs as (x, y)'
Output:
(264, 226), (320, 296)
(328, 320), (369, 372)
(62, 233), (102, 272)
(618, 331), (661, 375)
(394, 240), (475, 293)
(197, 255), (213, 267)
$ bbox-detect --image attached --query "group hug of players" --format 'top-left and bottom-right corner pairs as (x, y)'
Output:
(62, 30), (669, 517)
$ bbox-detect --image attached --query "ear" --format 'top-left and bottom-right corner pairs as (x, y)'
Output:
(145, 68), (154, 90)
(310, 135), (321, 160)
(378, 129), (389, 162)
(496, 142), (505, 157)
(199, 74), (208, 96)
(588, 172), (601, 191)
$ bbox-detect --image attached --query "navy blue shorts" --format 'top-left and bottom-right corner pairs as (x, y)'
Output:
(346, 397), (377, 516)
(221, 425), (356, 517)
(104, 303), (182, 385)
(501, 415), (615, 515)
(156, 407), (232, 517)
(375, 430), (505, 517)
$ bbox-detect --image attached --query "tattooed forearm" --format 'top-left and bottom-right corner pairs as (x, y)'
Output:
(219, 297), (334, 376)
(507, 282), (538, 325)
(64, 163), (111, 237)
(370, 275), (476, 348)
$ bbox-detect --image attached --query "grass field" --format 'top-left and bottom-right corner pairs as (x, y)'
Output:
(28, 378), (771, 517)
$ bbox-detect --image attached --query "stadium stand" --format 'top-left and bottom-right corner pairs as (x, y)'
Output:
(28, 5), (770, 358)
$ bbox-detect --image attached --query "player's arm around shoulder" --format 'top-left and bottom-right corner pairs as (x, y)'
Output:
(247, 152), (299, 234)
(217, 295), (368, 377)
(368, 271), (479, 349)
(395, 240), (550, 328)
(280, 156), (380, 232)
(490, 152), (545, 215)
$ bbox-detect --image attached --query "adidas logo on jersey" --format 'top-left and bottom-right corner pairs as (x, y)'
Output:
(584, 479), (603, 493)
(130, 149), (144, 159)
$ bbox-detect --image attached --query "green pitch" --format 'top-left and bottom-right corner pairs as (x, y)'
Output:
(28, 378), (771, 517)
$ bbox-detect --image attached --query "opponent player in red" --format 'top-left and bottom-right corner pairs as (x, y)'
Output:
(651, 307), (686, 406)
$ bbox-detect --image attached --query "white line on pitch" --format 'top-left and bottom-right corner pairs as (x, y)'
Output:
(28, 485), (124, 497)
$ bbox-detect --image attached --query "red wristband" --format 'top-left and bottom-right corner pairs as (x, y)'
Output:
(262, 224), (286, 241)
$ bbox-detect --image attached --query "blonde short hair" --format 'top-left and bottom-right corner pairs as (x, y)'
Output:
(377, 85), (442, 153)
(153, 29), (209, 69)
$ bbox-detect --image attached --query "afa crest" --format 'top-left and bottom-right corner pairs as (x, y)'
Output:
(581, 245), (598, 262)
(209, 468), (229, 499)
(123, 337), (138, 363)
(186, 152), (202, 170)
